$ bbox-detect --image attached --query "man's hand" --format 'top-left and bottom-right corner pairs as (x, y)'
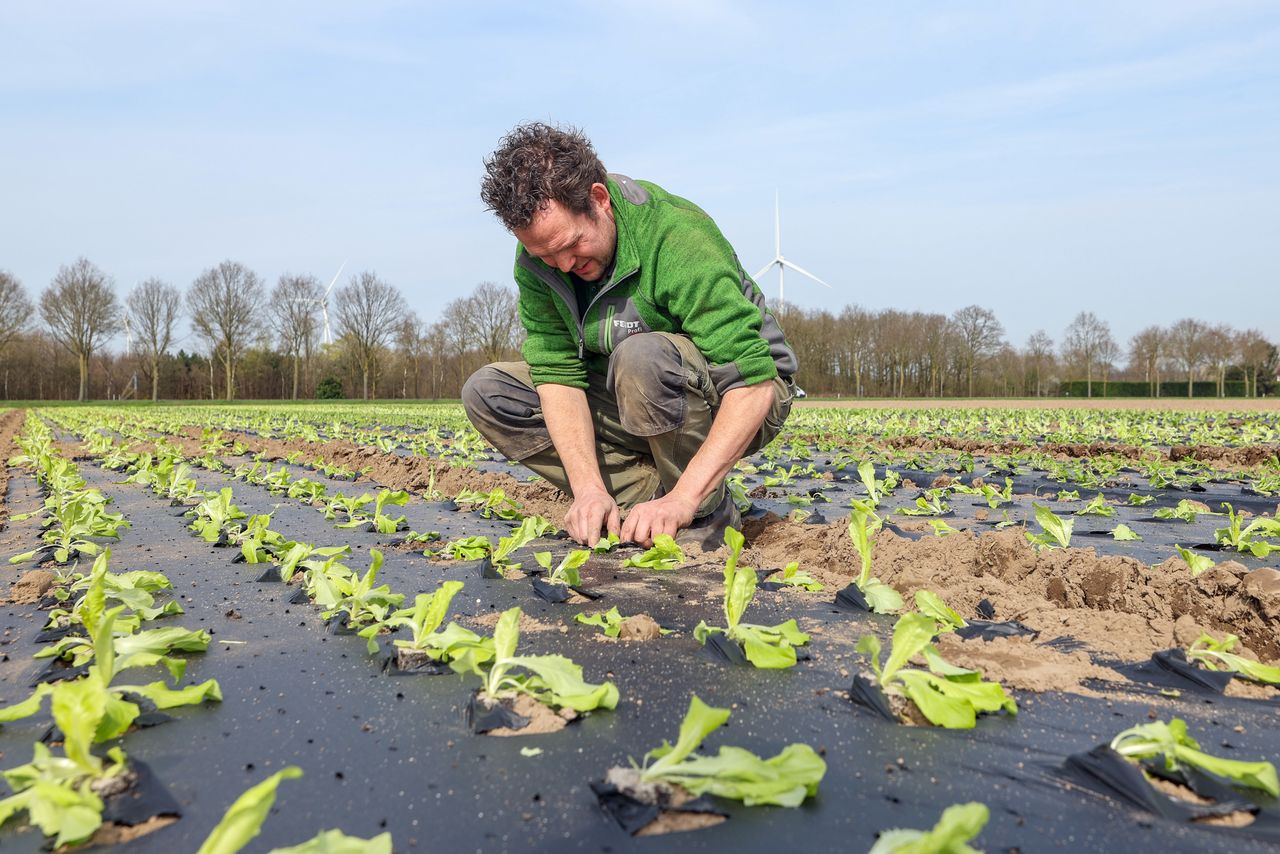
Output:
(621, 492), (699, 548)
(564, 486), (620, 546)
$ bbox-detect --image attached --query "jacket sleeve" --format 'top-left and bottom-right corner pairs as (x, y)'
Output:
(515, 266), (589, 390)
(653, 223), (779, 394)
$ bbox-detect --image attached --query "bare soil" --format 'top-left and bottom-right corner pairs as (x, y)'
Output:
(934, 634), (1121, 695)
(1145, 775), (1255, 827)
(0, 409), (25, 532)
(480, 692), (575, 737)
(73, 814), (179, 849)
(7, 569), (55, 604)
(603, 767), (727, 836)
(797, 398), (1280, 412)
(619, 614), (663, 641)
(743, 520), (1280, 664)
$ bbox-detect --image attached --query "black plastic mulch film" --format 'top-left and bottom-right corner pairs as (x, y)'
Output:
(0, 435), (1277, 852)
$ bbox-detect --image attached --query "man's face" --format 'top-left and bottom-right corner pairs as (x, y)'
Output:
(514, 183), (616, 282)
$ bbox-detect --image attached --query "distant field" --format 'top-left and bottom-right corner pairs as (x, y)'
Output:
(798, 396), (1279, 411)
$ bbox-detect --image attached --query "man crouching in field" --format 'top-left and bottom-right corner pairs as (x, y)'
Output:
(463, 122), (796, 550)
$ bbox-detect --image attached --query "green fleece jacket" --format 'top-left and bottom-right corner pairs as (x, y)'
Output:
(512, 174), (797, 395)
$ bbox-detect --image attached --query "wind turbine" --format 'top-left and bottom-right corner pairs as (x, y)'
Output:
(753, 192), (832, 306)
(319, 260), (347, 345)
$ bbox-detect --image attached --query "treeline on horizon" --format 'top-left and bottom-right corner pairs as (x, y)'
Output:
(0, 258), (1275, 402)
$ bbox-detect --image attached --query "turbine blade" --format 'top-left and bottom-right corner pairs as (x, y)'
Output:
(324, 260), (347, 297)
(779, 259), (833, 288)
(753, 260), (778, 280)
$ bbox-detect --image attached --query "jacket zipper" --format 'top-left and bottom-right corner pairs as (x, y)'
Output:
(519, 252), (638, 361)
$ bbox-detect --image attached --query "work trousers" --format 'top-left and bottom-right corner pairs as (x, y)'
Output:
(461, 332), (793, 518)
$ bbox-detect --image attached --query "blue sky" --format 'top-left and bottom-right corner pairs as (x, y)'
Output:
(2, 1), (1277, 352)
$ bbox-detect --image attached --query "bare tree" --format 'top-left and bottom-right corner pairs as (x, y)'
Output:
(1061, 311), (1112, 398)
(334, 271), (407, 400)
(1237, 329), (1275, 398)
(188, 260), (261, 400)
(1204, 323), (1235, 398)
(270, 274), (322, 400)
(1129, 326), (1163, 397)
(396, 312), (428, 399)
(0, 270), (34, 398)
(1166, 317), (1209, 398)
(126, 278), (182, 402)
(1025, 330), (1053, 397)
(1097, 335), (1120, 397)
(40, 258), (121, 402)
(950, 305), (1005, 397)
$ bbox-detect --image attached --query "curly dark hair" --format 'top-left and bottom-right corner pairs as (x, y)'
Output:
(480, 122), (607, 232)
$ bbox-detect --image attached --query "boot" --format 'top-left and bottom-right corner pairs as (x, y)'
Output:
(675, 488), (741, 553)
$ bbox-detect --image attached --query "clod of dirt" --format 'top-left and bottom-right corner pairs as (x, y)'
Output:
(1145, 775), (1256, 827)
(934, 634), (1120, 695)
(619, 614), (662, 641)
(481, 692), (575, 737)
(603, 767), (727, 836)
(886, 692), (932, 727)
(9, 569), (56, 604)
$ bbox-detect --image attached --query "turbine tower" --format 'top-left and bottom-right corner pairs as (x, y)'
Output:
(319, 260), (346, 345)
(753, 192), (832, 306)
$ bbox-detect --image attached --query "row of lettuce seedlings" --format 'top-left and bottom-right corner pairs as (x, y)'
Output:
(41, 410), (1280, 845)
(0, 414), (392, 851)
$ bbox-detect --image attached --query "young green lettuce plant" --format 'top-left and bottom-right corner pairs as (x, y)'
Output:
(693, 528), (809, 668)
(194, 766), (393, 854)
(1025, 503), (1073, 549)
(1110, 718), (1279, 796)
(369, 489), (410, 534)
(1214, 503), (1280, 558)
(622, 534), (685, 570)
(1173, 544), (1215, 577)
(465, 607), (619, 714)
(360, 580), (494, 669)
(1186, 633), (1280, 685)
(0, 679), (131, 848)
(313, 549), (404, 640)
(856, 612), (1017, 729)
(534, 549), (591, 586)
(616, 694), (825, 807)
(869, 802), (989, 854)
(847, 500), (904, 613)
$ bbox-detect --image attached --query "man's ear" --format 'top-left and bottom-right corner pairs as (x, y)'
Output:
(590, 182), (613, 216)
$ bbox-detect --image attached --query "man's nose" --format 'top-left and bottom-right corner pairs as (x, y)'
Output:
(556, 255), (575, 273)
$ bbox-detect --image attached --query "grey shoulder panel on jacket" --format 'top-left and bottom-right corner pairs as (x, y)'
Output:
(608, 173), (650, 205)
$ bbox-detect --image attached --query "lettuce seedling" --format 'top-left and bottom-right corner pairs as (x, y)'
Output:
(1075, 493), (1114, 517)
(365, 580), (493, 667)
(278, 542), (351, 583)
(857, 460), (899, 507)
(1127, 493), (1154, 506)
(370, 489), (410, 534)
(1111, 523), (1142, 541)
(693, 528), (809, 669)
(630, 695), (826, 806)
(622, 534), (684, 570)
(1154, 499), (1208, 522)
(914, 590), (967, 632)
(534, 549), (590, 586)
(1110, 718), (1279, 796)
(323, 491), (373, 524)
(869, 802), (989, 854)
(847, 500), (903, 613)
(315, 549), (404, 638)
(899, 490), (950, 517)
(592, 532), (620, 553)
(1187, 633), (1280, 685)
(774, 561), (822, 591)
(454, 487), (523, 520)
(1025, 503), (1072, 549)
(439, 535), (492, 561)
(576, 607), (626, 637)
(0, 679), (131, 847)
(188, 488), (248, 543)
(194, 766), (394, 854)
(856, 612), (1017, 729)
(1214, 503), (1280, 558)
(1173, 544), (1215, 577)
(466, 607), (619, 713)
